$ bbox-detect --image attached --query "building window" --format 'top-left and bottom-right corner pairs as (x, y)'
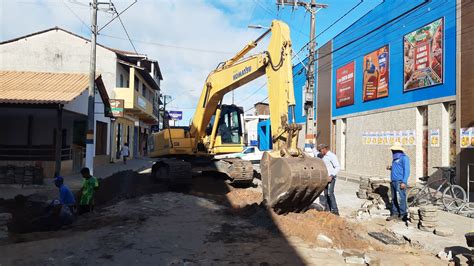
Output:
(119, 74), (124, 87)
(134, 76), (139, 92)
(142, 84), (147, 98)
(126, 79), (129, 88)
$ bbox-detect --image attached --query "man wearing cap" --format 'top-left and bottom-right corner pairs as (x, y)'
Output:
(54, 176), (76, 213)
(314, 143), (340, 215)
(387, 142), (410, 222)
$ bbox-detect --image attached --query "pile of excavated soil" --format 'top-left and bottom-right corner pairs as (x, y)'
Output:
(271, 210), (370, 250)
(225, 189), (263, 208)
(224, 188), (370, 250)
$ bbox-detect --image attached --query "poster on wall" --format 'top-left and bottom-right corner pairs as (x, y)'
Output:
(430, 128), (440, 147)
(336, 61), (355, 108)
(404, 18), (444, 91)
(460, 128), (473, 148)
(362, 45), (389, 101)
(401, 130), (409, 145)
(371, 132), (377, 145)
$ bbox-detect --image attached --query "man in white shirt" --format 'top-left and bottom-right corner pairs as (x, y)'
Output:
(314, 143), (341, 215)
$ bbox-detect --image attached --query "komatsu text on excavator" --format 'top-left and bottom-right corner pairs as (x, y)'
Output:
(148, 20), (328, 214)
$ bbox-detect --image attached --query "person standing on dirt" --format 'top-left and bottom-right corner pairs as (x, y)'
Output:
(386, 142), (410, 222)
(78, 167), (99, 215)
(314, 143), (340, 216)
(54, 176), (76, 213)
(121, 143), (130, 164)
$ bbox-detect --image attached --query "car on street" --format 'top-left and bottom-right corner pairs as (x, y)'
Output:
(214, 146), (264, 163)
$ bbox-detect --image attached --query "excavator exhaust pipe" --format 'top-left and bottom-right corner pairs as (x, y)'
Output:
(260, 151), (328, 214)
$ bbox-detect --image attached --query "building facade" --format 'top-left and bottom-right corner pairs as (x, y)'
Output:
(293, 0), (473, 191)
(0, 28), (162, 165)
(0, 71), (111, 179)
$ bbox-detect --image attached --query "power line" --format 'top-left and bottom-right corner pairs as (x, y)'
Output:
(112, 2), (138, 55)
(99, 33), (234, 55)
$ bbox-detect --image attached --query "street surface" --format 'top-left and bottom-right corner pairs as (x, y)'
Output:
(0, 163), (469, 265)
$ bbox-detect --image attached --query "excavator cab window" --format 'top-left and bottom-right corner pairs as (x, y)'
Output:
(217, 105), (242, 144)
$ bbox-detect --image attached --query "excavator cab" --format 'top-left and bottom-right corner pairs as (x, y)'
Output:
(205, 104), (245, 155)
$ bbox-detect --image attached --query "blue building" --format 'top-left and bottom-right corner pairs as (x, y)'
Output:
(294, 0), (474, 189)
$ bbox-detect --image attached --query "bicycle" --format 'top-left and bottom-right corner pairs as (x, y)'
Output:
(407, 166), (467, 212)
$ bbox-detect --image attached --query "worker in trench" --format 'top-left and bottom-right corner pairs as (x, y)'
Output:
(314, 143), (341, 216)
(77, 167), (100, 215)
(54, 176), (76, 214)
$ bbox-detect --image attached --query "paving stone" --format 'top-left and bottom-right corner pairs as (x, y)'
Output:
(418, 225), (435, 232)
(434, 228), (454, 237)
(420, 216), (438, 222)
(419, 220), (437, 227)
(316, 234), (333, 248)
(345, 256), (366, 265)
(369, 209), (391, 216)
(419, 206), (437, 212)
(419, 211), (438, 217)
(364, 254), (381, 266)
(342, 249), (365, 258)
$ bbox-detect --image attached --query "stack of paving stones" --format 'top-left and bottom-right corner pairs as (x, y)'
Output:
(0, 165), (43, 185)
(357, 177), (370, 199)
(408, 207), (420, 224)
(0, 213), (12, 240)
(418, 205), (438, 232)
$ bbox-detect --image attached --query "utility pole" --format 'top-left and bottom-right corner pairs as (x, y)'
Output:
(86, 0), (115, 174)
(276, 0), (327, 148)
(85, 0), (98, 175)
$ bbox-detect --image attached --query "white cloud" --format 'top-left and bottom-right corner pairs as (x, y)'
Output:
(0, 0), (270, 122)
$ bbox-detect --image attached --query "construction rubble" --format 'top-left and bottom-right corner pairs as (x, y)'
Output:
(356, 177), (391, 219)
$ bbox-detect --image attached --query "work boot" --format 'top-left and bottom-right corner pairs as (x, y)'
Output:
(386, 215), (400, 222)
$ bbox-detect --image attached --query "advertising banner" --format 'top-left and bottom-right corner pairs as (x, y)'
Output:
(460, 128), (473, 148)
(430, 128), (440, 147)
(362, 45), (389, 101)
(404, 18), (444, 91)
(336, 61), (355, 108)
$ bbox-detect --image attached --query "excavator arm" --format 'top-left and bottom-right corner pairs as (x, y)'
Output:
(190, 21), (299, 155)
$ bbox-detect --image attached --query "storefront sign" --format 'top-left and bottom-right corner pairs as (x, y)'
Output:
(109, 99), (124, 117)
(430, 129), (440, 147)
(137, 96), (147, 109)
(460, 128), (473, 148)
(362, 45), (389, 101)
(404, 18), (444, 91)
(168, 111), (183, 121)
(336, 61), (355, 108)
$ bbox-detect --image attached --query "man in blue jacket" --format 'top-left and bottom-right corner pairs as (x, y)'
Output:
(387, 142), (410, 222)
(54, 176), (76, 213)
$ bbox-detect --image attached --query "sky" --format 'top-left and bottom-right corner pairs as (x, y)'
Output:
(0, 0), (382, 124)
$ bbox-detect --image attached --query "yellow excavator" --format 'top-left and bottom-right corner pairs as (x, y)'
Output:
(148, 20), (327, 214)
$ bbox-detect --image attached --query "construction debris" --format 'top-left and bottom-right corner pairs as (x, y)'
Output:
(368, 231), (406, 245)
(356, 177), (391, 201)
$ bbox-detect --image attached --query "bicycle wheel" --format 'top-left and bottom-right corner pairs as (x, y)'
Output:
(442, 185), (467, 212)
(407, 186), (430, 207)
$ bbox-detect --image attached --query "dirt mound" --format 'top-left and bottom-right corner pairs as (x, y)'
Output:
(223, 188), (369, 250)
(271, 210), (369, 250)
(225, 189), (263, 208)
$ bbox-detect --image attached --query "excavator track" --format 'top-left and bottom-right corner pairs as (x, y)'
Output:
(152, 159), (192, 187)
(220, 158), (254, 185)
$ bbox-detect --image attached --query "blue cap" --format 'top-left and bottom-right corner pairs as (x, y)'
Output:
(54, 176), (64, 183)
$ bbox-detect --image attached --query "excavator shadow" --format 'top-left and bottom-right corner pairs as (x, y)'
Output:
(0, 170), (307, 265)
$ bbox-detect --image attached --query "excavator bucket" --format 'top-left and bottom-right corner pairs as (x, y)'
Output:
(260, 151), (328, 214)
